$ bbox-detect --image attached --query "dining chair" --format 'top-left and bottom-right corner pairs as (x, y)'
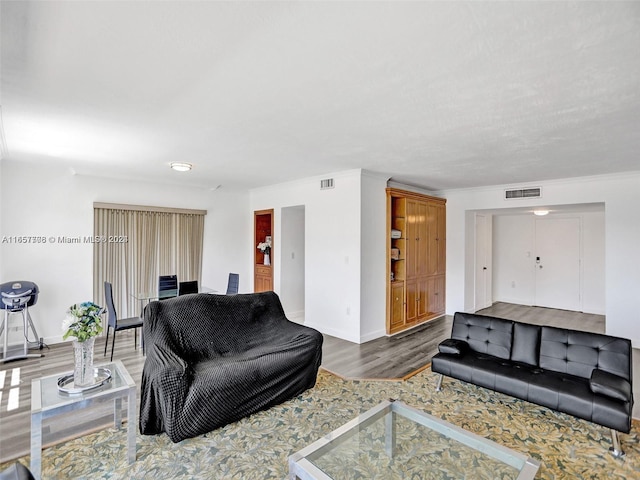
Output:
(104, 281), (144, 361)
(178, 280), (199, 295)
(226, 273), (239, 295)
(158, 275), (178, 299)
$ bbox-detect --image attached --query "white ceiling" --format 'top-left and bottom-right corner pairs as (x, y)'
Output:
(1, 1), (639, 191)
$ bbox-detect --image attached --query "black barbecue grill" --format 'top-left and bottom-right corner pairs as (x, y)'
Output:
(1, 281), (43, 362)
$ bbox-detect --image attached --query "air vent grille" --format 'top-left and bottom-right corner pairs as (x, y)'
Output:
(320, 178), (334, 190)
(505, 187), (541, 199)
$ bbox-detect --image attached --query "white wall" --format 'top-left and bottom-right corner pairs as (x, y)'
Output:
(250, 169), (388, 343)
(582, 211), (605, 313)
(441, 172), (640, 346)
(360, 172), (388, 342)
(280, 205), (305, 322)
(0, 160), (251, 345)
(251, 170), (362, 342)
(492, 210), (605, 314)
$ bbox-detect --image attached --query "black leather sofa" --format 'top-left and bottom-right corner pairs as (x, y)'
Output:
(139, 291), (323, 443)
(432, 312), (634, 456)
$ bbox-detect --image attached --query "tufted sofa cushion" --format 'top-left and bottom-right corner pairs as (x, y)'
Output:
(511, 322), (540, 366)
(539, 326), (632, 380)
(451, 312), (513, 360)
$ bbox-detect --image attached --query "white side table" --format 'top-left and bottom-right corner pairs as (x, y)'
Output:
(30, 360), (136, 479)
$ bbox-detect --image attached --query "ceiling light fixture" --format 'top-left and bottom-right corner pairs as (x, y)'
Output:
(533, 209), (550, 216)
(171, 162), (192, 172)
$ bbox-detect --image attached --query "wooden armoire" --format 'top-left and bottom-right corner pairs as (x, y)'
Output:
(386, 188), (446, 334)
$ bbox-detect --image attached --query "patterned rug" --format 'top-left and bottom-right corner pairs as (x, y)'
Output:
(3, 368), (639, 479)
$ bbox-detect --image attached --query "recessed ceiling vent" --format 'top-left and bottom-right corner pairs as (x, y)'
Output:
(504, 187), (541, 200)
(320, 178), (335, 190)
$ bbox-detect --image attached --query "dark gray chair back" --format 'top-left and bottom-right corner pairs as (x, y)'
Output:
(159, 275), (178, 299)
(179, 280), (199, 295)
(226, 273), (239, 295)
(104, 281), (119, 329)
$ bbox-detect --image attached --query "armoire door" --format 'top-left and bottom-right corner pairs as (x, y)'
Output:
(405, 279), (418, 324)
(405, 200), (419, 280)
(390, 282), (405, 330)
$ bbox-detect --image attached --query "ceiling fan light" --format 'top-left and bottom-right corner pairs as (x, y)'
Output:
(171, 162), (192, 172)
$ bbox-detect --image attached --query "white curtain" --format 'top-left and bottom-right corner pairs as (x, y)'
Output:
(93, 205), (206, 317)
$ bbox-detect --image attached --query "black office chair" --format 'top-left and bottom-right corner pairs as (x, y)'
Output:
(179, 280), (199, 295)
(104, 281), (144, 361)
(226, 273), (239, 295)
(158, 275), (178, 299)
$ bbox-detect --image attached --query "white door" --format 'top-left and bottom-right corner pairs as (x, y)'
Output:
(475, 214), (492, 310)
(534, 217), (581, 311)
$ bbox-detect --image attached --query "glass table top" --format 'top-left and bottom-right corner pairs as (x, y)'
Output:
(32, 360), (135, 412)
(289, 400), (540, 480)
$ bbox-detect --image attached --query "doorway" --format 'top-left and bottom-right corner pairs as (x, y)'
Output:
(473, 206), (603, 315)
(254, 209), (273, 292)
(280, 206), (305, 323)
(534, 217), (581, 311)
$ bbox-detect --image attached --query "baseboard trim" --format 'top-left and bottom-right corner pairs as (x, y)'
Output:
(359, 329), (386, 343)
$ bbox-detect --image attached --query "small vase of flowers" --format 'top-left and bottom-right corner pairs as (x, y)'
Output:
(62, 302), (104, 387)
(257, 241), (272, 266)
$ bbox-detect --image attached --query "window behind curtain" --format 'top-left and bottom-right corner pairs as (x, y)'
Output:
(93, 203), (206, 317)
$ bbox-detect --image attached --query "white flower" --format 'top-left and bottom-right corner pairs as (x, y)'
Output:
(61, 314), (76, 333)
(257, 241), (271, 252)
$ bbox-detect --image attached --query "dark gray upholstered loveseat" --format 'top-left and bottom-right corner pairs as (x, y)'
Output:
(432, 312), (634, 456)
(139, 291), (323, 442)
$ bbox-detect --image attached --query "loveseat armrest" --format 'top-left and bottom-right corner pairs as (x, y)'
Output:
(590, 368), (631, 402)
(438, 338), (469, 356)
(140, 343), (191, 438)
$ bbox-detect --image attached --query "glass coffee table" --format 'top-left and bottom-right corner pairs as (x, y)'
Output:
(288, 399), (540, 479)
(30, 360), (136, 478)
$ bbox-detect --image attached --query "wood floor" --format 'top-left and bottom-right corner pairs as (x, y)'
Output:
(321, 314), (452, 380)
(0, 302), (636, 464)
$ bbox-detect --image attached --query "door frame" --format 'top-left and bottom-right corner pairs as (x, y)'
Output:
(254, 209), (274, 292)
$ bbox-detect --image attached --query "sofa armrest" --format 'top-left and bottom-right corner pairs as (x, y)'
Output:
(438, 338), (469, 356)
(590, 369), (631, 402)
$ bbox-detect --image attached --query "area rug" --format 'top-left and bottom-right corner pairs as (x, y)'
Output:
(3, 368), (639, 479)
